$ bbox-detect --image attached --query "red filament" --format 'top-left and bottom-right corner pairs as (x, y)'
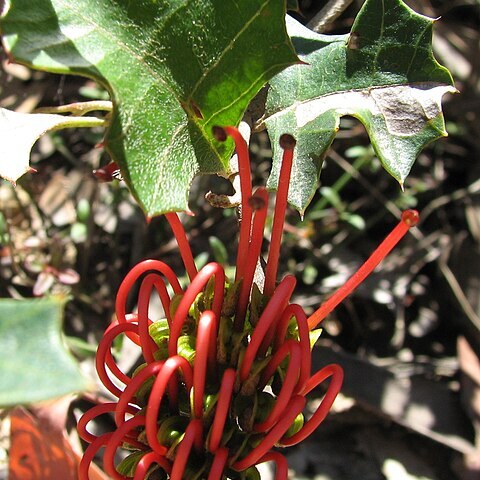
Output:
(133, 453), (172, 480)
(79, 125), (419, 479)
(215, 126), (253, 282)
(145, 356), (193, 455)
(307, 210), (419, 330)
(234, 187), (269, 331)
(193, 311), (216, 418)
(281, 363), (344, 446)
(208, 369), (236, 453)
(264, 135), (295, 297)
(170, 419), (203, 480)
(165, 212), (198, 281)
(208, 447), (229, 480)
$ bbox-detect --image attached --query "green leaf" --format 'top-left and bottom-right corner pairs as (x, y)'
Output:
(1, 0), (299, 216)
(265, 0), (456, 213)
(117, 452), (146, 477)
(0, 107), (104, 184)
(0, 297), (90, 406)
(309, 328), (322, 349)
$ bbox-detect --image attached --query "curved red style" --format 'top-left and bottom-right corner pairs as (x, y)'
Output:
(79, 125), (419, 479)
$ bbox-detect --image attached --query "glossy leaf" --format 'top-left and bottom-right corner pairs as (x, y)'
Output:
(0, 298), (90, 406)
(265, 0), (455, 213)
(1, 0), (299, 216)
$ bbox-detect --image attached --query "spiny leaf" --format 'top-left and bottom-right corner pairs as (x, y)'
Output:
(1, 0), (299, 216)
(265, 0), (455, 213)
(0, 297), (90, 406)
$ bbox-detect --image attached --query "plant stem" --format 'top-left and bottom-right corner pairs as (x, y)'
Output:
(307, 0), (355, 33)
(51, 116), (107, 131)
(35, 100), (112, 115)
(310, 152), (371, 218)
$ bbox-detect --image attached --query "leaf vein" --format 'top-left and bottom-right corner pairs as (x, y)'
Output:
(187, 0), (272, 103)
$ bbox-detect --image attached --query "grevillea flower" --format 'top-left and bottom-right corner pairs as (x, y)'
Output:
(78, 126), (419, 480)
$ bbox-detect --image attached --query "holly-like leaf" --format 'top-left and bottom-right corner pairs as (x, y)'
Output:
(265, 0), (456, 213)
(0, 298), (90, 406)
(1, 0), (299, 216)
(0, 107), (104, 184)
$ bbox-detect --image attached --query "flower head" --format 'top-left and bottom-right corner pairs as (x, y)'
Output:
(78, 127), (418, 479)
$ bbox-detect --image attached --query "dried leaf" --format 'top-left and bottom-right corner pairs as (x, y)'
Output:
(0, 107), (102, 184)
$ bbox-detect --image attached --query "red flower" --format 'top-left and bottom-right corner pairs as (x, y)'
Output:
(78, 126), (418, 479)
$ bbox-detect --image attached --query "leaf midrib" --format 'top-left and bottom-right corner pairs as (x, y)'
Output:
(56, 0), (258, 170)
(187, 0), (272, 105)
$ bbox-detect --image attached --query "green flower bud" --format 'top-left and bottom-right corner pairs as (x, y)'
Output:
(284, 411), (305, 439)
(149, 318), (170, 346)
(177, 335), (196, 364)
(254, 391), (276, 424)
(157, 416), (188, 448)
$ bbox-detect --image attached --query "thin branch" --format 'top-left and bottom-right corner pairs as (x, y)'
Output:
(307, 0), (355, 33)
(438, 260), (480, 331)
(35, 100), (112, 116)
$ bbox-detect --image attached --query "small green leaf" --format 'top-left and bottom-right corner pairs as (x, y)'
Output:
(1, 0), (299, 216)
(266, 0), (455, 213)
(0, 297), (90, 406)
(209, 236), (228, 265)
(309, 328), (323, 349)
(0, 107), (103, 184)
(117, 452), (146, 477)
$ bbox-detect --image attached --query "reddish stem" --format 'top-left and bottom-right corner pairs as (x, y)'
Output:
(273, 304), (311, 394)
(307, 210), (419, 330)
(257, 452), (289, 480)
(232, 395), (306, 471)
(170, 419), (203, 480)
(165, 212), (198, 282)
(133, 452), (172, 480)
(145, 356), (193, 455)
(208, 447), (229, 480)
(264, 135), (295, 297)
(78, 433), (112, 480)
(254, 340), (301, 433)
(138, 272), (173, 326)
(101, 316), (139, 390)
(239, 275), (296, 381)
(78, 402), (138, 443)
(103, 416), (146, 479)
(115, 260), (182, 344)
(92, 161), (120, 182)
(114, 361), (164, 426)
(77, 403), (116, 443)
(137, 275), (169, 363)
(193, 311), (216, 418)
(220, 126), (254, 282)
(168, 262), (224, 358)
(208, 368), (236, 453)
(96, 322), (139, 397)
(280, 363), (343, 446)
(234, 187), (269, 331)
